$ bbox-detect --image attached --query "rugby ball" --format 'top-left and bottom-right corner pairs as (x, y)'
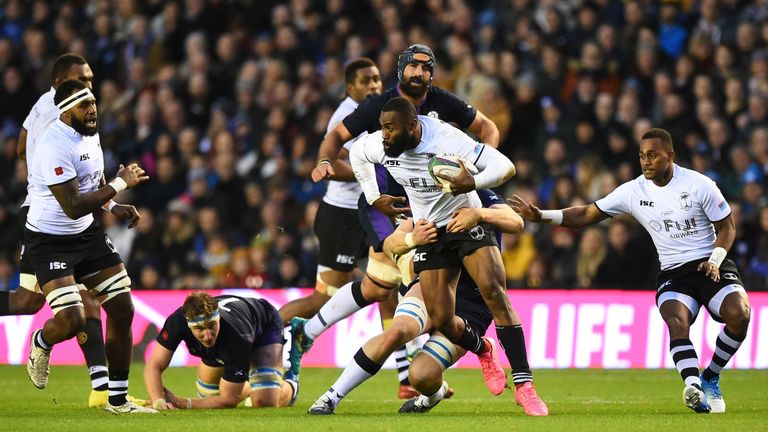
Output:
(427, 153), (478, 192)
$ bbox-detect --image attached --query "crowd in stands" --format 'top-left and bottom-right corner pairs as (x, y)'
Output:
(1, 0), (767, 290)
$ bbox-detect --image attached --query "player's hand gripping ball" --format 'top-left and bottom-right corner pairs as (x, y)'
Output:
(427, 153), (478, 194)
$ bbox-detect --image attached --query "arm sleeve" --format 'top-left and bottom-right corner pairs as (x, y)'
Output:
(698, 177), (731, 222)
(350, 134), (383, 205)
(342, 95), (385, 136)
(154, 312), (185, 352)
(594, 181), (634, 217)
(434, 88), (477, 129)
(41, 143), (77, 186)
(471, 145), (515, 189)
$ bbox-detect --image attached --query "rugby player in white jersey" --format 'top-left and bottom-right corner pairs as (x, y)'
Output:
(1, 53), (145, 408)
(349, 97), (548, 415)
(307, 189), (525, 415)
(510, 128), (751, 414)
(24, 79), (155, 413)
(296, 45), (503, 399)
(278, 58), (382, 323)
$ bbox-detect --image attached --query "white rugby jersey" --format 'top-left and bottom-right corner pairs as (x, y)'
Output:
(595, 164), (731, 270)
(27, 119), (104, 235)
(350, 115), (484, 227)
(322, 97), (363, 209)
(21, 88), (58, 208)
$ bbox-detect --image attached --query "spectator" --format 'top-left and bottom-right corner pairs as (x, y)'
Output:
(1, 0), (766, 290)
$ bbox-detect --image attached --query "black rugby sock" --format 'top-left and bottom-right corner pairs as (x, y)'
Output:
(79, 318), (108, 391)
(496, 324), (533, 384)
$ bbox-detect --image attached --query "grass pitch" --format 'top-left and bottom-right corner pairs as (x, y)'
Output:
(0, 365), (765, 432)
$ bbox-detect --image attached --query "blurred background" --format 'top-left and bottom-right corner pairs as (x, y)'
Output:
(0, 0), (766, 291)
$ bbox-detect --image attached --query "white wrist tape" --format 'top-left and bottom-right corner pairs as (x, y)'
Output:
(108, 177), (128, 193)
(186, 398), (193, 410)
(404, 232), (416, 248)
(153, 398), (167, 410)
(102, 200), (118, 212)
(540, 210), (564, 225)
(708, 247), (727, 268)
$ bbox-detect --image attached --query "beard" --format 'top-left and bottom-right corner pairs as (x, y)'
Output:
(400, 76), (429, 98)
(383, 132), (412, 157)
(70, 115), (98, 136)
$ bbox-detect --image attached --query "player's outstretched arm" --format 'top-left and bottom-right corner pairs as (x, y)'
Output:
(326, 148), (356, 181)
(312, 123), (354, 182)
(49, 163), (148, 220)
(508, 194), (608, 228)
(446, 204), (524, 234)
(144, 344), (175, 410)
(468, 110), (500, 148)
(383, 218), (438, 256)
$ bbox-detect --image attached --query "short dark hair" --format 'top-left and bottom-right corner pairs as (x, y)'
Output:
(54, 79), (88, 106)
(51, 54), (87, 84)
(640, 128), (674, 152)
(344, 57), (377, 84)
(381, 97), (417, 121)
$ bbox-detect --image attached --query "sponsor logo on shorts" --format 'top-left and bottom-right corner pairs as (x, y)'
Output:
(336, 254), (355, 265)
(105, 236), (117, 254)
(49, 261), (67, 270)
(657, 280), (672, 291)
(722, 272), (738, 281)
(413, 252), (427, 262)
(469, 226), (486, 240)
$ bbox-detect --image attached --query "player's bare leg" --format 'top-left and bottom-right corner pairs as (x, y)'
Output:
(463, 246), (547, 415)
(309, 288), (427, 415)
(0, 286), (45, 315)
(27, 275), (87, 389)
(82, 264), (155, 413)
(196, 363), (224, 399)
(700, 290), (751, 413)
(399, 332), (458, 414)
(419, 267), (505, 394)
(289, 249), (398, 372)
(659, 299), (710, 413)
(378, 289), (417, 398)
(248, 343), (297, 408)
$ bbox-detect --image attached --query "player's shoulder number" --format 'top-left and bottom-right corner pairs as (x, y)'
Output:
(218, 297), (240, 312)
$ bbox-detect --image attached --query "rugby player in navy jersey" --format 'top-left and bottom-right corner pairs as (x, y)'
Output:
(144, 292), (298, 410)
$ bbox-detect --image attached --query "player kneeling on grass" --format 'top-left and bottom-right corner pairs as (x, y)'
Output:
(144, 292), (298, 410)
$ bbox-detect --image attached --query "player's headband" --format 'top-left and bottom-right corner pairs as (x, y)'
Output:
(57, 87), (95, 113)
(186, 309), (220, 327)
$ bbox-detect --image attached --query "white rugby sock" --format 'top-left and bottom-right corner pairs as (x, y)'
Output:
(326, 348), (382, 406)
(305, 281), (366, 339)
(425, 385), (446, 406)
